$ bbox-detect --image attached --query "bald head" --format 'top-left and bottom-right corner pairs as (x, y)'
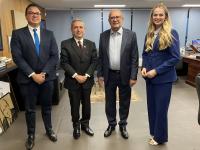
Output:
(108, 9), (124, 32)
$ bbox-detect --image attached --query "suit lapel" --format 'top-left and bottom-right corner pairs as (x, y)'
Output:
(39, 29), (45, 58)
(23, 26), (38, 57)
(120, 28), (128, 56)
(105, 30), (111, 59)
(83, 39), (89, 55)
(152, 36), (159, 50)
(71, 38), (82, 58)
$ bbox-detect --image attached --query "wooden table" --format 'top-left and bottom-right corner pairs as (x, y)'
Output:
(183, 56), (200, 87)
(0, 62), (17, 78)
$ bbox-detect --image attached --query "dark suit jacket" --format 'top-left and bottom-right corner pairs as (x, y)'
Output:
(60, 38), (97, 90)
(11, 26), (59, 84)
(142, 29), (180, 84)
(97, 28), (139, 85)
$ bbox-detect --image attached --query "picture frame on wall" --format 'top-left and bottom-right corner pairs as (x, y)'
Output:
(0, 21), (3, 50)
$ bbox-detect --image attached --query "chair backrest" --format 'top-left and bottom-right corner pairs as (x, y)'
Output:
(195, 74), (200, 125)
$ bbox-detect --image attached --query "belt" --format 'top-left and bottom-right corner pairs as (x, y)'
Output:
(109, 69), (120, 73)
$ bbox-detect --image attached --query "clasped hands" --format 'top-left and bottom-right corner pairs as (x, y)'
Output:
(32, 72), (46, 84)
(75, 74), (87, 84)
(141, 68), (157, 78)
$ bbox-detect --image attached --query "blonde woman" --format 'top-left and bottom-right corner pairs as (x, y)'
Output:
(141, 3), (180, 145)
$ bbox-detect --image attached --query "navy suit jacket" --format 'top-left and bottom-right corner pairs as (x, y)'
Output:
(11, 26), (59, 84)
(97, 28), (139, 85)
(60, 38), (97, 90)
(142, 29), (180, 84)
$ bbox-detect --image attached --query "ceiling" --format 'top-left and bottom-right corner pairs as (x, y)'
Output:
(30, 0), (200, 10)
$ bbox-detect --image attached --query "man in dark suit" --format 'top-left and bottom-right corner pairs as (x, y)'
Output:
(60, 19), (97, 139)
(11, 4), (58, 150)
(97, 9), (139, 139)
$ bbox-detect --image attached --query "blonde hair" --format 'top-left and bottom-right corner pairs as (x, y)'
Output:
(145, 3), (173, 51)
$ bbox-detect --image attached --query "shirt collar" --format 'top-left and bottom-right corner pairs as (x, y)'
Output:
(111, 27), (123, 35)
(28, 25), (40, 32)
(74, 37), (83, 45)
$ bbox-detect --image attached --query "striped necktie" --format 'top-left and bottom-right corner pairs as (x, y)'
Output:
(78, 40), (83, 49)
(33, 29), (40, 55)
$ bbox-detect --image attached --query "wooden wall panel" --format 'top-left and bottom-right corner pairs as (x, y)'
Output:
(0, 0), (31, 57)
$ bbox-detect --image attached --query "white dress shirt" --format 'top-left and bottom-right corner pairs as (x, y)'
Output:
(28, 25), (41, 77)
(109, 27), (123, 70)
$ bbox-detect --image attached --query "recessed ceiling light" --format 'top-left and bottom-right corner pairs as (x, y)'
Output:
(182, 4), (200, 7)
(94, 5), (126, 8)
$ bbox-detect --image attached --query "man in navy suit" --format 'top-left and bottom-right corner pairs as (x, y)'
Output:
(97, 9), (139, 139)
(11, 4), (58, 150)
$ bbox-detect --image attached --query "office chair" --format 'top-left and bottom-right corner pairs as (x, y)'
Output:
(195, 73), (200, 125)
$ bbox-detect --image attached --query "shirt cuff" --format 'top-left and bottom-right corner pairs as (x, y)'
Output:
(72, 73), (78, 78)
(28, 72), (35, 78)
(85, 73), (90, 78)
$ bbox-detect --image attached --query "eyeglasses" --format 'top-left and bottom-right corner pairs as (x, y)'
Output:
(109, 16), (121, 20)
(27, 11), (41, 16)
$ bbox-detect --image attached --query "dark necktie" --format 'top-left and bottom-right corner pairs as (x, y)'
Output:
(78, 40), (82, 49)
(33, 29), (40, 55)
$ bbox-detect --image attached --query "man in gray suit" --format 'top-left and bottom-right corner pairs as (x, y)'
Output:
(11, 4), (58, 150)
(60, 19), (97, 139)
(97, 9), (138, 139)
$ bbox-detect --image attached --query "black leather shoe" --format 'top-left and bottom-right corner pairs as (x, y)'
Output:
(25, 135), (34, 150)
(81, 126), (94, 136)
(73, 127), (80, 139)
(120, 126), (129, 139)
(104, 126), (115, 137)
(46, 130), (57, 142)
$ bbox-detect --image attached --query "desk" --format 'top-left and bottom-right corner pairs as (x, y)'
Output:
(0, 62), (17, 78)
(0, 62), (18, 134)
(183, 56), (200, 87)
(0, 62), (18, 107)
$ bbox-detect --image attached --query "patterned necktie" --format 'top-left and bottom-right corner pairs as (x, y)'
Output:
(33, 29), (40, 55)
(78, 40), (82, 49)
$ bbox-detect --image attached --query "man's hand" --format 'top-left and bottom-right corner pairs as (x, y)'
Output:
(75, 75), (87, 84)
(146, 69), (157, 78)
(141, 68), (147, 77)
(98, 77), (104, 87)
(32, 73), (45, 84)
(129, 79), (137, 87)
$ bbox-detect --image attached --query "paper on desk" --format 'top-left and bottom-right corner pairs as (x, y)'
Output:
(0, 81), (10, 98)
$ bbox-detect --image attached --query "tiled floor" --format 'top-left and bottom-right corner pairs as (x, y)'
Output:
(1, 75), (200, 150)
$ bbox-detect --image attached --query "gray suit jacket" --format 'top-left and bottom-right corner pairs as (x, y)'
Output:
(11, 26), (59, 84)
(97, 28), (139, 85)
(60, 38), (97, 90)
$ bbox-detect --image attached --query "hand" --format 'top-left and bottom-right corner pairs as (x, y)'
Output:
(98, 77), (104, 87)
(32, 73), (45, 84)
(129, 79), (137, 87)
(146, 69), (157, 78)
(75, 75), (87, 84)
(141, 68), (147, 77)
